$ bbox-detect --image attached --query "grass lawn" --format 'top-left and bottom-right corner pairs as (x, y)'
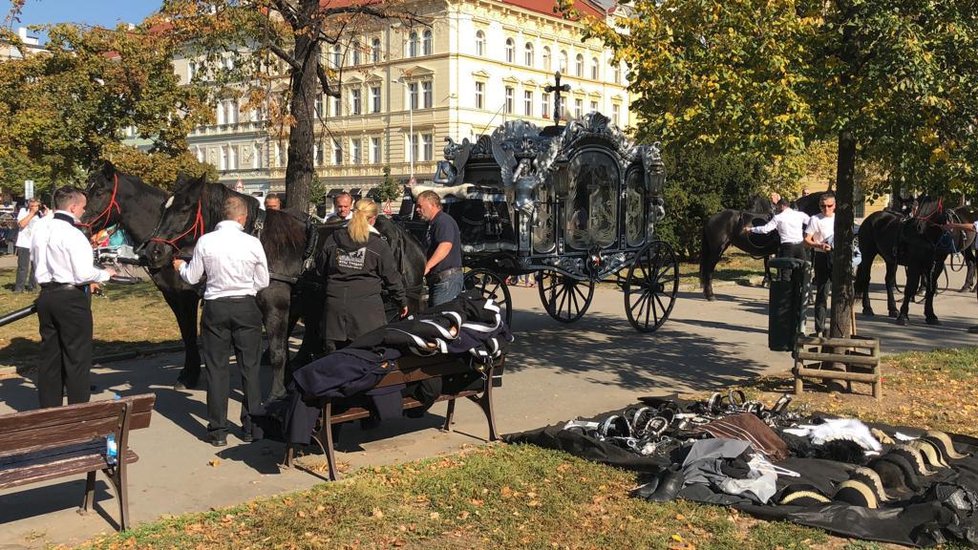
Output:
(82, 346), (978, 550)
(0, 268), (183, 371)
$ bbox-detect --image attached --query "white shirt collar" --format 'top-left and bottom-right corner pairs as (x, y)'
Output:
(216, 220), (244, 231)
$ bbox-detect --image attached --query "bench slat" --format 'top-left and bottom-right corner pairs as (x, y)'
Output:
(0, 396), (154, 457)
(329, 390), (482, 424)
(0, 448), (138, 490)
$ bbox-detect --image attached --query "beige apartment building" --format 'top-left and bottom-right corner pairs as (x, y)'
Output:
(175, 0), (631, 195)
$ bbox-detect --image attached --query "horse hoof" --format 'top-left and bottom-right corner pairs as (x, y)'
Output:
(926, 317), (941, 326)
(862, 309), (875, 317)
(896, 316), (909, 326)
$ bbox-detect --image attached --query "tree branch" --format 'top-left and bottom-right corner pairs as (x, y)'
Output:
(268, 41), (302, 72)
(268, 0), (300, 28)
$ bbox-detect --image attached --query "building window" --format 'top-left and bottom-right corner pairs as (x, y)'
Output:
(524, 42), (534, 66)
(331, 95), (341, 117)
(352, 42), (361, 66)
(542, 47), (551, 71)
(612, 61), (621, 84)
(575, 54), (584, 77)
(187, 61), (197, 82)
(315, 95), (323, 118)
(504, 86), (514, 114)
(332, 44), (342, 68)
(524, 90), (533, 116)
(371, 38), (381, 63)
(541, 92), (550, 119)
(351, 88), (362, 115)
(612, 103), (621, 126)
(219, 145), (227, 170)
(590, 101), (598, 113)
(591, 57), (599, 80)
(408, 82), (419, 110)
(351, 138), (362, 165)
(574, 98), (583, 119)
(370, 137), (381, 164)
(505, 38), (515, 63)
(422, 30), (432, 55)
(371, 86), (381, 113)
(422, 134), (433, 161)
(422, 80), (432, 109)
(475, 30), (485, 56)
(253, 144), (262, 169)
(475, 81), (484, 109)
(408, 31), (419, 57)
(559, 50), (568, 73)
(273, 142), (281, 167)
(333, 138), (342, 165)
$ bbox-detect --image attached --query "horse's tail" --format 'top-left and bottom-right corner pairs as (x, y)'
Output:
(699, 221), (711, 287)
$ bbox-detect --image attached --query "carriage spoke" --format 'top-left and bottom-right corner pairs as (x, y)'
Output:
(624, 241), (678, 333)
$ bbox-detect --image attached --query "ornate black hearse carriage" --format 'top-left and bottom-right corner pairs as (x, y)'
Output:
(409, 109), (678, 333)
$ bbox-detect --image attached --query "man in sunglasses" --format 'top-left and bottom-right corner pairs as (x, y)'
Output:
(805, 192), (836, 337)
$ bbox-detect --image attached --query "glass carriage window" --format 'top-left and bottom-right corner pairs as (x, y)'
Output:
(624, 167), (647, 247)
(564, 151), (619, 250)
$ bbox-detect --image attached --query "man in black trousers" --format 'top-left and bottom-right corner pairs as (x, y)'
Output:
(30, 187), (115, 408)
(173, 194), (269, 446)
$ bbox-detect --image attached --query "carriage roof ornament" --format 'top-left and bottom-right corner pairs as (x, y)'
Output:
(544, 71), (571, 134)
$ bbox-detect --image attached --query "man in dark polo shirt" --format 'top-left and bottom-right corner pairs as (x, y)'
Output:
(416, 190), (463, 307)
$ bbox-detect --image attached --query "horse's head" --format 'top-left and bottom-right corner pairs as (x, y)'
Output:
(911, 196), (951, 245)
(748, 194), (775, 219)
(80, 161), (125, 236)
(142, 175), (211, 270)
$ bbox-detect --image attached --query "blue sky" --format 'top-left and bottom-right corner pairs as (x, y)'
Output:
(13, 1), (161, 29)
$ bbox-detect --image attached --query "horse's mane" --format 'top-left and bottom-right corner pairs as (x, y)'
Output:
(196, 182), (305, 252)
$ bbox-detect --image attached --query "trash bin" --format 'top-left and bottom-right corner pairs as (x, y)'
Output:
(767, 257), (810, 352)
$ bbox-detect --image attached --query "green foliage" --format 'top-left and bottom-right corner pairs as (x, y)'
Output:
(378, 165), (401, 203)
(0, 22), (211, 193)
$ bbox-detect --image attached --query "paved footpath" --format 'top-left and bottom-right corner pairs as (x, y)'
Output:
(1, 266), (975, 548)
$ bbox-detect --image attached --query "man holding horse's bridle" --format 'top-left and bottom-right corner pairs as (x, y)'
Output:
(743, 197), (811, 265)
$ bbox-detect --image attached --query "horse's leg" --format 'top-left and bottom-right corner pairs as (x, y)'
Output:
(855, 251), (875, 316)
(258, 282), (292, 402)
(290, 280), (325, 368)
(897, 265), (920, 326)
(964, 248), (976, 292)
(761, 256), (771, 288)
(699, 230), (723, 301)
(884, 260), (900, 317)
(158, 287), (202, 389)
(924, 260), (942, 325)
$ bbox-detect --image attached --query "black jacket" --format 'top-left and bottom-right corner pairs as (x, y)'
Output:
(316, 228), (407, 343)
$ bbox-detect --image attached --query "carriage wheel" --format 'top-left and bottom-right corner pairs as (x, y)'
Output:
(537, 271), (595, 323)
(463, 268), (513, 328)
(624, 240), (679, 333)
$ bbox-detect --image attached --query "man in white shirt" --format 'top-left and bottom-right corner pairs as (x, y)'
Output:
(173, 194), (270, 446)
(744, 198), (811, 262)
(805, 192), (836, 336)
(323, 192), (353, 222)
(31, 187), (115, 408)
(14, 198), (48, 292)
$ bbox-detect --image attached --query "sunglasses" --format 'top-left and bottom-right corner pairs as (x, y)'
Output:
(820, 203), (836, 209)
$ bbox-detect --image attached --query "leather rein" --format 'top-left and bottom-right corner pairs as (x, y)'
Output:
(78, 173), (122, 233)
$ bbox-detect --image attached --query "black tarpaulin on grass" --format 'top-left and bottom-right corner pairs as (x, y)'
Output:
(504, 404), (978, 547)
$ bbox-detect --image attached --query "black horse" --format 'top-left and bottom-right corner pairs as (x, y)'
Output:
(699, 192), (826, 300)
(141, 175), (307, 401)
(855, 197), (956, 325)
(82, 163), (204, 388)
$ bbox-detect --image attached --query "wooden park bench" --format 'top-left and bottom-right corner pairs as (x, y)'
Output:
(284, 353), (503, 480)
(0, 394), (156, 531)
(793, 336), (882, 399)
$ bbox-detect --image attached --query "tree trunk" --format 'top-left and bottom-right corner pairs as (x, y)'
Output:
(284, 9), (319, 212)
(830, 130), (857, 338)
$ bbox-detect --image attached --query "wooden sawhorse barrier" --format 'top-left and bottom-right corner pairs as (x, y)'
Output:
(793, 336), (882, 399)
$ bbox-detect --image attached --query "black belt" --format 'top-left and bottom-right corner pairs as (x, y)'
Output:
(427, 267), (462, 283)
(39, 282), (86, 291)
(209, 295), (256, 302)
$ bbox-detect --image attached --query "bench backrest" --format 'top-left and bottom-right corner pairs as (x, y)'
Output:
(0, 394), (156, 459)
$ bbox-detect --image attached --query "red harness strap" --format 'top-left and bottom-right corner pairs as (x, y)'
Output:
(150, 199), (206, 251)
(78, 173), (121, 233)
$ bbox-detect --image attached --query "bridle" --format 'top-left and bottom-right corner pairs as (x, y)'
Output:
(78, 173), (121, 233)
(149, 195), (207, 252)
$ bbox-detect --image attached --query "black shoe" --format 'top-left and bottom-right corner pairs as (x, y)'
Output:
(240, 431), (254, 443)
(208, 434), (228, 447)
(645, 467), (685, 503)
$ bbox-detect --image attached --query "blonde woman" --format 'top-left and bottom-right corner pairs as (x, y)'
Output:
(316, 198), (408, 352)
